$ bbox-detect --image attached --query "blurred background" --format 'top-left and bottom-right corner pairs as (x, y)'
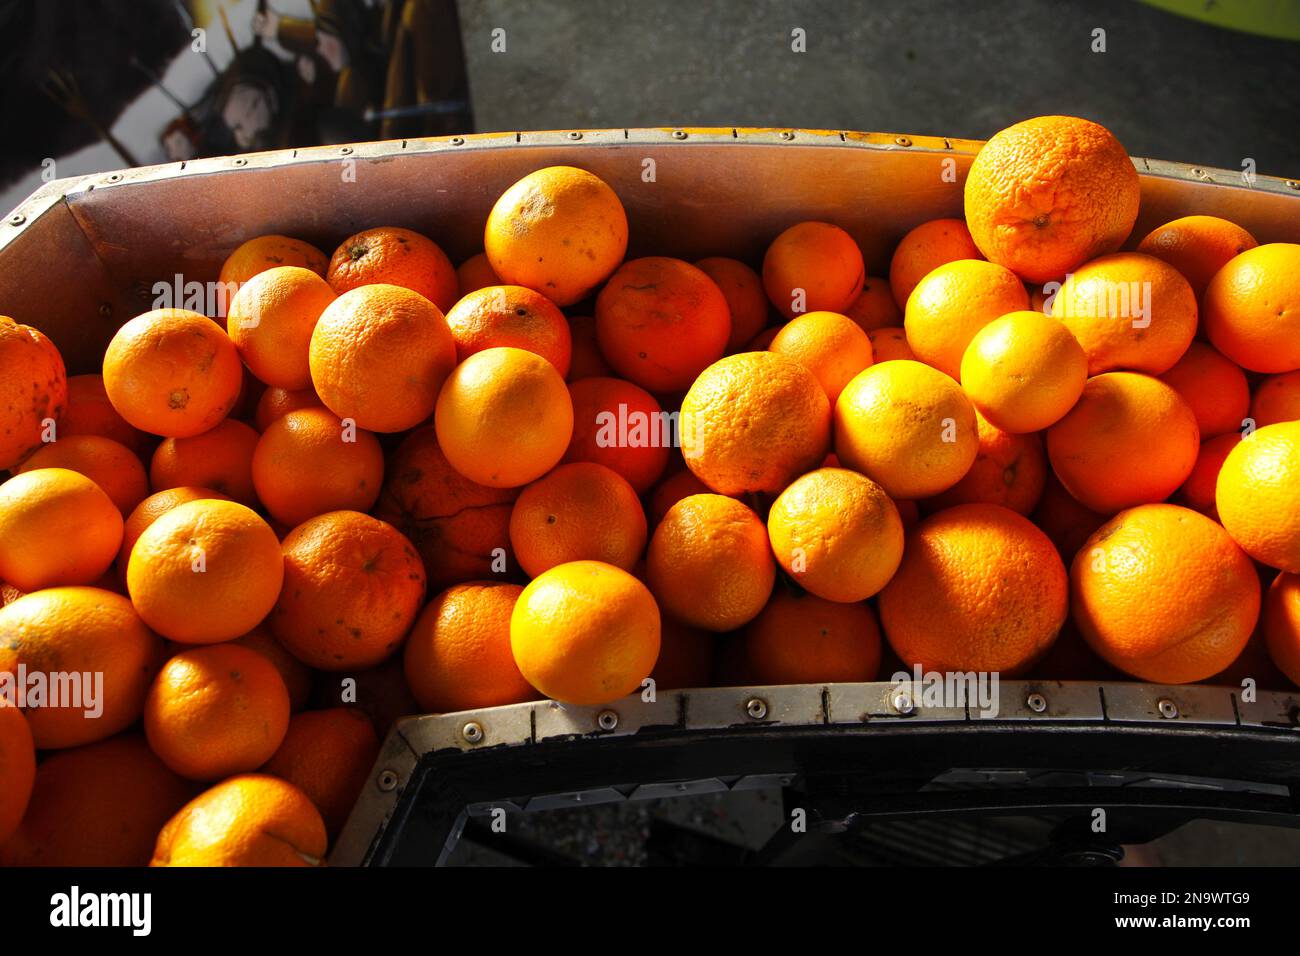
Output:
(2, 0), (1298, 215)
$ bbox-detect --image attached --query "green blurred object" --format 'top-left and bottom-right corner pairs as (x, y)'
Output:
(1140, 0), (1300, 40)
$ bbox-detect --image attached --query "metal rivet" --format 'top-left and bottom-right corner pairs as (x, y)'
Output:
(1157, 698), (1179, 719)
(675, 783), (687, 792)
(231, 158), (247, 167)
(377, 769), (399, 791)
(339, 146), (353, 155)
(462, 720), (484, 743)
(7, 213), (24, 226)
(596, 709), (618, 731)
(671, 130), (688, 140)
(891, 691), (915, 715)
(745, 698), (768, 720)
(565, 131), (583, 141)
(449, 136), (465, 146)
(894, 136), (912, 147)
(779, 131), (795, 141)
(107, 173), (123, 182)
(1286, 180), (1300, 190)
(1026, 693), (1048, 713)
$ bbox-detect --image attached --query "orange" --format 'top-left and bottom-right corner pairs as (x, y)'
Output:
(1051, 252), (1197, 375)
(310, 656), (419, 738)
(650, 467), (717, 525)
(1046, 372), (1199, 514)
(566, 315), (613, 381)
(226, 265), (337, 389)
(1136, 215), (1259, 297)
(373, 426), (517, 590)
(309, 284), (457, 433)
(0, 468), (122, 591)
(646, 494), (774, 632)
(510, 560), (659, 705)
(769, 310), (875, 404)
(889, 218), (984, 308)
(1031, 471), (1107, 564)
(484, 165), (628, 307)
(745, 590), (882, 684)
(118, 486), (230, 581)
(326, 225), (458, 312)
(16, 434), (148, 515)
(867, 326), (916, 362)
(963, 115), (1140, 284)
(694, 256), (769, 351)
(509, 463), (647, 578)
(904, 259), (1029, 379)
(218, 234), (328, 289)
(150, 418), (260, 506)
(1175, 433), (1239, 520)
(1202, 243), (1300, 373)
(0, 316), (65, 470)
(456, 252), (501, 295)
(649, 617), (714, 691)
(0, 699), (34, 845)
(923, 413), (1046, 516)
(59, 373), (148, 457)
(253, 385), (324, 431)
(1215, 421), (1300, 572)
(1251, 371), (1300, 428)
(833, 360), (979, 499)
(404, 582), (538, 712)
(767, 467), (904, 602)
(271, 511), (426, 670)
(843, 276), (901, 331)
(762, 221), (865, 319)
(151, 774), (326, 867)
(145, 644), (289, 780)
(960, 310), (1088, 433)
(1071, 503), (1259, 683)
(127, 499), (283, 644)
(563, 376), (672, 493)
(262, 708), (379, 839)
(595, 257), (731, 392)
(445, 284), (571, 375)
(1157, 342), (1250, 438)
(435, 346), (574, 488)
(0, 587), (162, 749)
(102, 309), (243, 438)
(745, 327), (780, 351)
(1264, 573), (1300, 688)
(680, 351), (830, 496)
(0, 733), (192, 866)
(878, 504), (1068, 674)
(251, 407), (384, 526)
(232, 624), (313, 712)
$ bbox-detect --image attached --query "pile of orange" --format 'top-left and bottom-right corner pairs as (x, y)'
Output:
(1, 114), (1299, 867)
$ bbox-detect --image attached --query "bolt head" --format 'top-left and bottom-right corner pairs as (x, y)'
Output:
(1157, 698), (1179, 719)
(596, 709), (618, 731)
(891, 692), (915, 715)
(1027, 693), (1048, 714)
(377, 769), (399, 792)
(745, 698), (768, 720)
(462, 720), (484, 743)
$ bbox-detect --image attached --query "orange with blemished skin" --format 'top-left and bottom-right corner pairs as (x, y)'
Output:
(843, 276), (901, 331)
(1202, 243), (1300, 374)
(762, 221), (865, 319)
(769, 310), (875, 405)
(563, 376), (670, 494)
(271, 511), (426, 671)
(253, 385), (323, 431)
(1136, 215), (1258, 297)
(262, 708), (379, 839)
(128, 499), (283, 644)
(566, 315), (613, 381)
(150, 418), (260, 507)
(646, 494), (774, 632)
(923, 412), (1046, 516)
(326, 226), (458, 312)
(404, 582), (539, 713)
(0, 468), (122, 592)
(680, 351), (830, 496)
(866, 326), (915, 362)
(445, 284), (572, 375)
(745, 590), (882, 685)
(17, 434), (148, 515)
(59, 373), (149, 457)
(1071, 503), (1259, 683)
(103, 309), (242, 439)
(1264, 573), (1300, 689)
(0, 698), (34, 845)
(1046, 372), (1199, 514)
(219, 235), (328, 289)
(904, 259), (1028, 379)
(695, 257), (769, 351)
(1157, 342), (1250, 438)
(1051, 253), (1197, 376)
(964, 115), (1141, 284)
(1175, 433), (1239, 520)
(310, 284), (457, 433)
(485, 166), (628, 307)
(1250, 370), (1300, 428)
(596, 257), (731, 393)
(889, 218), (983, 308)
(151, 774), (326, 867)
(879, 504), (1068, 675)
(1216, 421), (1300, 572)
(455, 252), (501, 296)
(226, 266), (337, 389)
(0, 587), (163, 749)
(511, 560), (660, 706)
